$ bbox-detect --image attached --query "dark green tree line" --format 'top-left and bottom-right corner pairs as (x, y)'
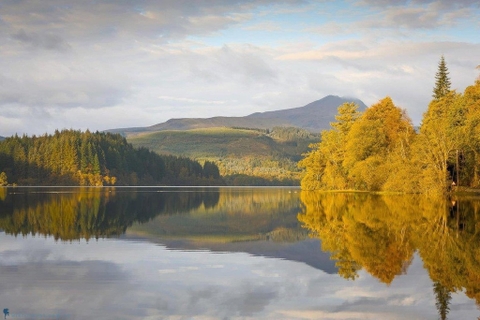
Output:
(0, 130), (224, 186)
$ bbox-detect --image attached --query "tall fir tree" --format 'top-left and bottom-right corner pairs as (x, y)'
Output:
(433, 55), (451, 100)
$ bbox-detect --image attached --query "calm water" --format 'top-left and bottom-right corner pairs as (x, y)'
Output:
(0, 187), (479, 319)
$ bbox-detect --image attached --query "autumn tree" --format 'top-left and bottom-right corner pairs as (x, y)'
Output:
(343, 97), (416, 191)
(413, 92), (464, 192)
(299, 102), (361, 190)
(0, 172), (7, 186)
(461, 80), (480, 187)
(299, 98), (416, 192)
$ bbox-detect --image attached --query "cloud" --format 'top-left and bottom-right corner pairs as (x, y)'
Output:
(178, 44), (278, 86)
(356, 0), (479, 30)
(158, 96), (229, 105)
(0, 73), (129, 110)
(0, 0), (479, 136)
(243, 21), (282, 31)
(305, 22), (353, 36)
(364, 6), (442, 29)
(10, 29), (70, 51)
(276, 40), (480, 67)
(0, 0), (301, 44)
(360, 0), (479, 9)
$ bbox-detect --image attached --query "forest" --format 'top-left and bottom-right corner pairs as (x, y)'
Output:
(299, 57), (480, 193)
(127, 126), (317, 185)
(0, 129), (223, 186)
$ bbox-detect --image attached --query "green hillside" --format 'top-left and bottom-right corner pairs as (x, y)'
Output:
(128, 126), (318, 185)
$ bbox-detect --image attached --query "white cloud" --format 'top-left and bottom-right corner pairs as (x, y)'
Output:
(305, 22), (353, 36)
(158, 96), (229, 105)
(243, 21), (282, 31)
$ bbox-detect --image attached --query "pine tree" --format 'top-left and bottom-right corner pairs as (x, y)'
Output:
(433, 56), (451, 100)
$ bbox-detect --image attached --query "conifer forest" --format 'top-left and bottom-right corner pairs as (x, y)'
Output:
(0, 130), (223, 186)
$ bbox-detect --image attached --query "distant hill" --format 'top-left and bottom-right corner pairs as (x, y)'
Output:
(0, 136), (5, 142)
(128, 126), (317, 184)
(109, 95), (367, 136)
(246, 95), (366, 131)
(113, 95), (367, 185)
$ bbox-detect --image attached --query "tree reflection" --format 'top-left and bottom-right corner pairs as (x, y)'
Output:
(434, 281), (451, 320)
(0, 187), (220, 241)
(298, 191), (480, 317)
(0, 187), (304, 243)
(128, 188), (305, 241)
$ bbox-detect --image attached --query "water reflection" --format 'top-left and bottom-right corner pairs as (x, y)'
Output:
(2, 187), (480, 318)
(0, 187), (308, 243)
(0, 187), (337, 271)
(0, 187), (220, 240)
(128, 187), (304, 241)
(298, 191), (480, 318)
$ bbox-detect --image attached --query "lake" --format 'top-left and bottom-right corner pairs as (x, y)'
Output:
(0, 187), (479, 319)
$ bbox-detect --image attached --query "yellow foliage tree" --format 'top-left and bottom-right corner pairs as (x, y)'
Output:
(299, 102), (361, 190)
(343, 97), (415, 191)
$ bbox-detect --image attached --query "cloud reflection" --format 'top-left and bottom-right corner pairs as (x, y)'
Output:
(0, 233), (478, 319)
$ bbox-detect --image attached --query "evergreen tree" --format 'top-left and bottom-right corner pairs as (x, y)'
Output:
(433, 56), (451, 100)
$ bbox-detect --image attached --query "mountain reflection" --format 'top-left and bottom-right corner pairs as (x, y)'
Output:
(129, 188), (304, 241)
(298, 191), (480, 316)
(0, 187), (220, 240)
(0, 187), (306, 243)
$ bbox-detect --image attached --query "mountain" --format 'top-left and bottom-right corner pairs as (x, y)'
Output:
(109, 95), (367, 135)
(246, 95), (367, 131)
(109, 95), (367, 185)
(127, 126), (317, 184)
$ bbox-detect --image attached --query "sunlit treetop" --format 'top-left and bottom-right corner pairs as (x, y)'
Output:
(433, 56), (451, 100)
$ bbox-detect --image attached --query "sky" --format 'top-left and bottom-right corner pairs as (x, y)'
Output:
(1, 0), (479, 136)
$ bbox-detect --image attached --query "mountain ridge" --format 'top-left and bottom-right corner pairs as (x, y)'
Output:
(109, 95), (367, 136)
